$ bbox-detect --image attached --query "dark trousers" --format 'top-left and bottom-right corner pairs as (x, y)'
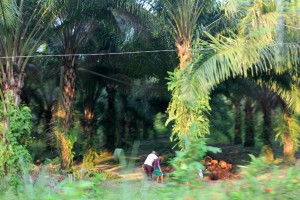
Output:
(144, 164), (154, 179)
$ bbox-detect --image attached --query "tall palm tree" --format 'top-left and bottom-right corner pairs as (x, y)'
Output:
(0, 0), (54, 105)
(52, 0), (149, 168)
(22, 57), (60, 151)
(54, 0), (98, 131)
(162, 0), (210, 70)
(0, 0), (54, 130)
(157, 0), (216, 148)
(0, 0), (55, 174)
(276, 100), (298, 164)
(179, 0), (300, 150)
(51, 0), (99, 169)
(187, 0), (299, 98)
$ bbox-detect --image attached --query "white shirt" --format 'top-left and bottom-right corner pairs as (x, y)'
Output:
(144, 153), (158, 167)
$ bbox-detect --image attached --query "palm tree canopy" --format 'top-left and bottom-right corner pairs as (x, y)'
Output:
(183, 0), (300, 107)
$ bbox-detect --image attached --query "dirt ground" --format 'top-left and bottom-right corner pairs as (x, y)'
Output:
(93, 135), (300, 181)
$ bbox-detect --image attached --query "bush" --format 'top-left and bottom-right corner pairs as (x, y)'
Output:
(0, 95), (32, 187)
(169, 138), (221, 184)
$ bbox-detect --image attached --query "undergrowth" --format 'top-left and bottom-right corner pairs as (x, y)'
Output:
(0, 154), (300, 200)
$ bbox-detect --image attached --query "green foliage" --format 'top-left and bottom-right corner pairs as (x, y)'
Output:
(28, 140), (47, 163)
(239, 154), (273, 177)
(54, 121), (80, 169)
(0, 170), (97, 200)
(166, 69), (211, 149)
(227, 155), (300, 200)
(153, 112), (169, 134)
(169, 138), (221, 184)
(0, 95), (32, 178)
(1, 153), (300, 199)
(209, 94), (234, 144)
(185, 0), (300, 114)
(82, 150), (98, 170)
(162, 0), (209, 41)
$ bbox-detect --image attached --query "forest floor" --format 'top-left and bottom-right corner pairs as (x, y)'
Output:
(92, 135), (300, 182)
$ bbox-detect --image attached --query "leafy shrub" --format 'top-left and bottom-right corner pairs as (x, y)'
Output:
(227, 155), (300, 200)
(239, 154), (273, 177)
(169, 137), (221, 184)
(0, 94), (32, 185)
(82, 149), (98, 170)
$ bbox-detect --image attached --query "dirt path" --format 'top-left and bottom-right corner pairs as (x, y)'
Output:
(110, 166), (145, 180)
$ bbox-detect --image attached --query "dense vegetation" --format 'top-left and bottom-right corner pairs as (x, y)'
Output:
(0, 0), (299, 199)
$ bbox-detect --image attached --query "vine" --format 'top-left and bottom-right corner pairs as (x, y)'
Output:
(166, 69), (211, 149)
(0, 94), (32, 178)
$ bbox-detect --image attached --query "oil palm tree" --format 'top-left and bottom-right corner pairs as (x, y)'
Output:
(53, 0), (98, 132)
(162, 0), (207, 70)
(155, 0), (217, 148)
(187, 0), (299, 99)
(51, 0), (148, 169)
(23, 56), (60, 151)
(278, 102), (300, 164)
(0, 0), (54, 105)
(0, 0), (55, 174)
(179, 0), (300, 152)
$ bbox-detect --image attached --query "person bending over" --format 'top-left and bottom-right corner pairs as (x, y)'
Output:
(143, 151), (158, 180)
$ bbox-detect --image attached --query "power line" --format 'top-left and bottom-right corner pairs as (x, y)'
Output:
(0, 49), (178, 59)
(78, 67), (167, 90)
(0, 42), (299, 59)
(78, 68), (130, 84)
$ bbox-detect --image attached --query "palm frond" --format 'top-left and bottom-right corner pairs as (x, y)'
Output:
(162, 0), (206, 41)
(186, 25), (300, 99)
(0, 0), (55, 77)
(0, 0), (18, 29)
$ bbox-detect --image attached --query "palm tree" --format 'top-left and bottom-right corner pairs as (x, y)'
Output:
(179, 0), (299, 151)
(276, 100), (298, 164)
(22, 56), (60, 152)
(52, 0), (150, 168)
(156, 0), (216, 148)
(0, 0), (54, 130)
(0, 0), (54, 174)
(187, 0), (299, 96)
(53, 0), (98, 131)
(0, 0), (54, 105)
(259, 84), (277, 161)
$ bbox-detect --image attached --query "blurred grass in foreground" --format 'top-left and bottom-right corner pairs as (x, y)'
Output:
(1, 155), (300, 200)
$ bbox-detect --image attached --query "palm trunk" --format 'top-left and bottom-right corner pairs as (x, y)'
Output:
(58, 56), (77, 170)
(60, 58), (76, 129)
(45, 109), (53, 133)
(174, 39), (195, 148)
(59, 133), (73, 169)
(261, 101), (274, 162)
(118, 95), (127, 147)
(244, 98), (255, 147)
(45, 108), (56, 151)
(175, 40), (191, 70)
(83, 107), (94, 136)
(105, 83), (117, 151)
(234, 100), (242, 144)
(283, 132), (295, 164)
(1, 70), (26, 174)
(1, 70), (24, 106)
(282, 104), (296, 164)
